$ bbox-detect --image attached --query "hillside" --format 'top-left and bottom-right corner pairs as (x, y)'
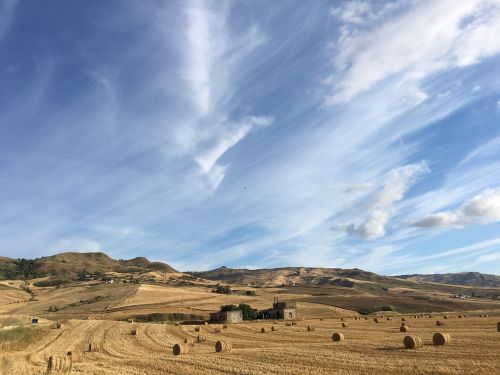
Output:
(0, 252), (177, 281)
(396, 272), (500, 288)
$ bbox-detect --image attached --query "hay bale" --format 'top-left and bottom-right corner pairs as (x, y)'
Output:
(204, 322), (208, 325)
(215, 328), (221, 333)
(307, 325), (315, 331)
(88, 342), (100, 352)
(320, 318), (324, 321)
(401, 322), (406, 326)
(403, 335), (423, 349)
(173, 343), (190, 356)
(271, 325), (278, 331)
(332, 332), (344, 342)
(55, 323), (62, 329)
(443, 315), (448, 319)
(341, 322), (349, 328)
(175, 322), (180, 326)
(433, 332), (451, 345)
(386, 317), (390, 321)
(215, 340), (232, 352)
(223, 324), (228, 329)
(196, 335), (206, 343)
(458, 315), (463, 318)
(184, 337), (194, 346)
(130, 329), (137, 336)
(47, 355), (72, 373)
(400, 325), (409, 332)
(286, 322), (292, 326)
(292, 321), (297, 326)
(194, 326), (201, 332)
(364, 317), (368, 320)
(272, 321), (278, 324)
(340, 317), (344, 321)
(436, 321), (445, 327)
(373, 318), (380, 323)
(401, 317), (406, 322)
(497, 322), (500, 332)
(428, 315), (432, 318)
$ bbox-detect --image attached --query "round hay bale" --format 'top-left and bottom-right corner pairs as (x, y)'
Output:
(173, 343), (190, 356)
(403, 335), (423, 349)
(196, 335), (206, 343)
(373, 318), (379, 323)
(260, 327), (267, 333)
(364, 317), (368, 320)
(130, 329), (137, 336)
(386, 317), (390, 321)
(271, 325), (278, 331)
(55, 323), (62, 329)
(484, 314), (488, 317)
(292, 321), (297, 326)
(215, 340), (232, 352)
(428, 315), (432, 318)
(401, 322), (406, 327)
(332, 332), (344, 342)
(175, 322), (180, 326)
(433, 332), (451, 345)
(223, 324), (228, 329)
(497, 322), (500, 332)
(320, 318), (324, 321)
(286, 322), (292, 326)
(194, 326), (201, 332)
(341, 322), (349, 328)
(458, 315), (463, 318)
(436, 321), (445, 327)
(401, 317), (406, 322)
(184, 337), (194, 346)
(340, 317), (344, 321)
(400, 325), (409, 332)
(443, 315), (448, 319)
(88, 342), (100, 352)
(307, 325), (315, 331)
(204, 322), (208, 325)
(214, 328), (221, 333)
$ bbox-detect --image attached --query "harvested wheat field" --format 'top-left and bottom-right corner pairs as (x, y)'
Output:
(1, 315), (499, 375)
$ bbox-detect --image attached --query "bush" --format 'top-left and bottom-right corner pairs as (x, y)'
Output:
(34, 279), (68, 287)
(213, 284), (232, 294)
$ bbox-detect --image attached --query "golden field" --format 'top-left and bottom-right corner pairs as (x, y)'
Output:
(1, 273), (500, 374)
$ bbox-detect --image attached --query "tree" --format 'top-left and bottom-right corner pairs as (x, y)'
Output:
(220, 304), (238, 312)
(238, 304), (258, 320)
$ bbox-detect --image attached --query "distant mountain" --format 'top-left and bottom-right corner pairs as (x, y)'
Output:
(0, 252), (177, 281)
(396, 272), (500, 288)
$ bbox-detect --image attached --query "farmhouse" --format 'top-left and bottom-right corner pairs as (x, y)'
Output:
(209, 310), (243, 323)
(263, 298), (297, 320)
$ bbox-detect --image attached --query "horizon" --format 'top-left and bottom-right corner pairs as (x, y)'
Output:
(1, 0), (500, 275)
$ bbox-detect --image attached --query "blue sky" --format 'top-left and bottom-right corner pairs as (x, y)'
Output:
(1, 0), (500, 275)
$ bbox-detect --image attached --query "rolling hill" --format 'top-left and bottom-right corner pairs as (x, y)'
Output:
(396, 272), (500, 288)
(0, 252), (177, 282)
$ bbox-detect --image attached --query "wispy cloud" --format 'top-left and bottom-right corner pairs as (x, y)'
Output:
(412, 187), (500, 229)
(325, 0), (500, 105)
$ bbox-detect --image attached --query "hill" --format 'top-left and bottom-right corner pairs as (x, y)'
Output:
(396, 272), (500, 288)
(0, 252), (177, 282)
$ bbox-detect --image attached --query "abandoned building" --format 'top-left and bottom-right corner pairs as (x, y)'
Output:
(263, 298), (297, 320)
(209, 309), (243, 323)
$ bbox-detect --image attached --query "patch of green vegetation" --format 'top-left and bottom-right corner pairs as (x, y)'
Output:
(220, 303), (259, 320)
(357, 305), (400, 315)
(33, 279), (69, 287)
(0, 326), (47, 352)
(127, 313), (204, 323)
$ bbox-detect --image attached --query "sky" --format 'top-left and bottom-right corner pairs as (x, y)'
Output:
(1, 0), (500, 275)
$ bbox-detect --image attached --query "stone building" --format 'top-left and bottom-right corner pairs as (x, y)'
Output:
(263, 297), (297, 320)
(209, 309), (243, 323)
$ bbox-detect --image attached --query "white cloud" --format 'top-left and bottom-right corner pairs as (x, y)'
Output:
(0, 0), (17, 42)
(345, 161), (429, 239)
(412, 187), (500, 229)
(326, 0), (500, 105)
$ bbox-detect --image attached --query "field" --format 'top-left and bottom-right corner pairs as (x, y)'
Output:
(1, 273), (500, 374)
(1, 315), (499, 375)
